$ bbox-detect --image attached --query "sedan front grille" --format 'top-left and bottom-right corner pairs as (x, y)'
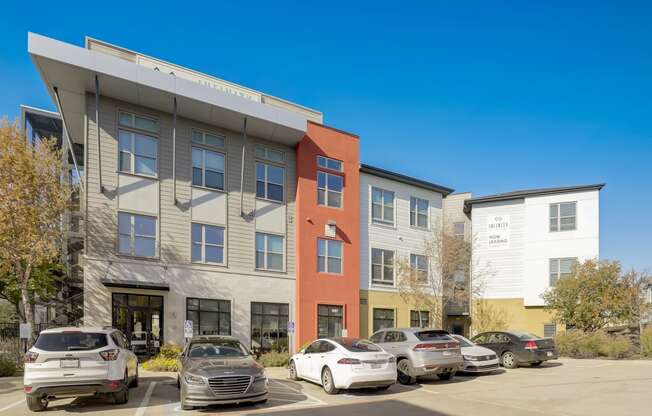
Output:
(207, 376), (252, 396)
(475, 355), (497, 361)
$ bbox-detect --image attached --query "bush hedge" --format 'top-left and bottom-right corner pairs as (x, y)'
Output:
(141, 343), (182, 372)
(555, 330), (633, 359)
(641, 327), (652, 358)
(257, 351), (290, 367)
(0, 354), (18, 377)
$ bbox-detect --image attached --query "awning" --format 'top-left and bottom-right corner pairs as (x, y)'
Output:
(100, 278), (169, 292)
(28, 32), (309, 146)
(99, 262), (170, 291)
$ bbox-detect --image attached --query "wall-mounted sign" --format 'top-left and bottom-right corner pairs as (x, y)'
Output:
(487, 215), (510, 250)
(184, 320), (194, 339)
(19, 323), (31, 339)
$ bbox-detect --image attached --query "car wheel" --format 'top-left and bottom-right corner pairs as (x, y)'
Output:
(113, 372), (130, 404)
(437, 372), (454, 381)
(396, 359), (416, 385)
(375, 385), (391, 391)
(129, 366), (139, 388)
(501, 351), (518, 369)
(288, 360), (299, 380)
(321, 367), (340, 395)
(530, 361), (543, 367)
(26, 396), (48, 412)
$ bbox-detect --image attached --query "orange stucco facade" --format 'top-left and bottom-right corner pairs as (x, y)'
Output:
(295, 121), (361, 349)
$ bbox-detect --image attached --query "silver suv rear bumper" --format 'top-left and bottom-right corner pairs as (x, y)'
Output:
(26, 379), (124, 399)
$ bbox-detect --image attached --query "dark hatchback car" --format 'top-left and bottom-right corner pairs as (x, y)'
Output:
(471, 331), (558, 369)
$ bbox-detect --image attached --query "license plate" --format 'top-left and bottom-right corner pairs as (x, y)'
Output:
(369, 363), (381, 369)
(60, 359), (79, 368)
(442, 351), (452, 356)
(546, 351), (553, 357)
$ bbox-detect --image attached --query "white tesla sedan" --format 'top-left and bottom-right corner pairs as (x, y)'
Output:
(289, 337), (396, 394)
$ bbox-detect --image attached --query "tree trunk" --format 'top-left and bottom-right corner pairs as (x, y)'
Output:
(18, 262), (37, 343)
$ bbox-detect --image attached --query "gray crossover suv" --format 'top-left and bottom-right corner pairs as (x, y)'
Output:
(370, 328), (463, 384)
(176, 336), (268, 410)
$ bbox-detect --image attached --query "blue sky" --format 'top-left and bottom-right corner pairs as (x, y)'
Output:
(1, 1), (650, 271)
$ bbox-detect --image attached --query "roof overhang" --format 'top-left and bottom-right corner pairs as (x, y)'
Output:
(28, 32), (309, 146)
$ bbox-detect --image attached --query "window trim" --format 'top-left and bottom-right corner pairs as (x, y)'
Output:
(250, 301), (290, 353)
(118, 110), (159, 134)
(118, 129), (159, 178)
(409, 196), (430, 229)
(191, 222), (226, 265)
(255, 145), (285, 164)
(549, 257), (578, 286)
(255, 232), (286, 272)
(550, 201), (577, 232)
(191, 128), (226, 149)
(316, 155), (343, 172)
(191, 146), (226, 191)
(453, 221), (465, 238)
(255, 161), (286, 204)
(317, 304), (344, 338)
(117, 211), (158, 259)
(317, 238), (344, 275)
(372, 308), (395, 333)
(409, 253), (429, 282)
(410, 310), (430, 328)
(371, 187), (395, 227)
(317, 170), (344, 209)
(371, 248), (395, 286)
(186, 297), (232, 336)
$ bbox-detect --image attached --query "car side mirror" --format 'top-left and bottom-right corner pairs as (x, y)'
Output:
(300, 349), (306, 354)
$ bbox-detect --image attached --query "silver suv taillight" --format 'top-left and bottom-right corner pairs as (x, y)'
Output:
(24, 351), (39, 363)
(99, 349), (120, 361)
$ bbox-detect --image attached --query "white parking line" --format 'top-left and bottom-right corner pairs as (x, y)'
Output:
(135, 381), (157, 416)
(0, 399), (24, 413)
(269, 380), (326, 405)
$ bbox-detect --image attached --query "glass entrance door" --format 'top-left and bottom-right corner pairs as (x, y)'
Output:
(112, 293), (164, 356)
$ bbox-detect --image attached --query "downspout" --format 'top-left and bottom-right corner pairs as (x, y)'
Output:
(172, 97), (177, 205)
(52, 86), (85, 195)
(239, 117), (247, 217)
(94, 75), (103, 193)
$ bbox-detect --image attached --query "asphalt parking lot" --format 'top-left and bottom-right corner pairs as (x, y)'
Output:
(1, 358), (651, 416)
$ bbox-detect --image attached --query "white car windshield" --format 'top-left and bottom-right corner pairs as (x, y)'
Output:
(188, 340), (248, 358)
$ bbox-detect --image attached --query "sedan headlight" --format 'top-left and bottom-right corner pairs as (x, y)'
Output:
(184, 374), (205, 385)
(463, 355), (478, 361)
(254, 371), (267, 381)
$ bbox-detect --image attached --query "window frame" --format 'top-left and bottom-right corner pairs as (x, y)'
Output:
(191, 222), (226, 265)
(250, 302), (289, 353)
(316, 155), (343, 172)
(255, 232), (285, 272)
(372, 308), (395, 333)
(191, 146), (226, 191)
(409, 196), (430, 229)
(317, 170), (344, 208)
(410, 310), (430, 328)
(117, 211), (157, 258)
(191, 129), (226, 149)
(550, 201), (577, 232)
(371, 187), (395, 226)
(118, 129), (159, 178)
(317, 238), (343, 275)
(549, 257), (578, 286)
(255, 145), (285, 163)
(454, 222), (465, 238)
(317, 304), (344, 338)
(371, 248), (395, 286)
(255, 161), (285, 203)
(186, 297), (232, 336)
(410, 253), (429, 282)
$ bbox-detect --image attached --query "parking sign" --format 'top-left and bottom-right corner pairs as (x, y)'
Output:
(184, 320), (193, 338)
(287, 321), (295, 333)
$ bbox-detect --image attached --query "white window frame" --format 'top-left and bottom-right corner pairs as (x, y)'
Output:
(454, 222), (465, 238)
(255, 145), (285, 163)
(118, 111), (159, 133)
(192, 146), (226, 190)
(549, 257), (577, 286)
(255, 232), (285, 271)
(410, 253), (428, 282)
(118, 129), (158, 177)
(410, 197), (429, 229)
(550, 201), (577, 232)
(317, 155), (343, 172)
(371, 187), (395, 226)
(317, 238), (343, 274)
(191, 223), (226, 265)
(371, 248), (395, 286)
(191, 129), (225, 148)
(317, 171), (343, 208)
(256, 162), (285, 203)
(118, 212), (157, 258)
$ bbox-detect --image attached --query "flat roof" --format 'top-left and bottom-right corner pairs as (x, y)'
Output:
(464, 183), (605, 212)
(360, 164), (454, 196)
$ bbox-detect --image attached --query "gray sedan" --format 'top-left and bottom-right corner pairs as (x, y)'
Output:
(176, 336), (268, 410)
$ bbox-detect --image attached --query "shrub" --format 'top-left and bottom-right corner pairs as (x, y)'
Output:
(598, 334), (632, 359)
(258, 351), (289, 368)
(0, 354), (18, 377)
(640, 327), (652, 358)
(141, 343), (182, 372)
(555, 330), (633, 359)
(158, 343), (183, 359)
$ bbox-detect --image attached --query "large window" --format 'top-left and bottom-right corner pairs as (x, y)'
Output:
(191, 223), (225, 264)
(371, 248), (394, 285)
(410, 310), (430, 328)
(119, 130), (158, 177)
(256, 162), (284, 202)
(318, 305), (343, 338)
(251, 302), (289, 353)
(410, 197), (429, 228)
(410, 254), (428, 282)
(317, 171), (343, 208)
(550, 202), (577, 232)
(186, 298), (231, 336)
(373, 308), (395, 332)
(317, 155), (343, 172)
(371, 187), (394, 225)
(118, 212), (156, 257)
(454, 222), (465, 238)
(549, 257), (577, 286)
(317, 239), (343, 274)
(192, 147), (225, 190)
(255, 233), (284, 271)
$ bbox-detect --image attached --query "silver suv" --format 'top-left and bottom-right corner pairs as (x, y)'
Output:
(369, 328), (462, 384)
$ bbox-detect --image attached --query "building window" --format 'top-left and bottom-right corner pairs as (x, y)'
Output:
(317, 155), (343, 172)
(371, 248), (394, 285)
(251, 302), (289, 353)
(256, 162), (284, 202)
(192, 129), (225, 148)
(373, 308), (395, 332)
(192, 147), (225, 190)
(191, 223), (225, 264)
(255, 233), (284, 271)
(118, 212), (156, 257)
(410, 254), (428, 282)
(550, 202), (577, 232)
(317, 171), (343, 208)
(454, 222), (465, 238)
(255, 145), (284, 163)
(187, 298), (231, 336)
(410, 310), (430, 328)
(119, 130), (158, 177)
(119, 111), (158, 133)
(318, 305), (343, 338)
(410, 197), (429, 228)
(549, 257), (577, 286)
(318, 239), (343, 274)
(543, 323), (556, 338)
(453, 270), (466, 288)
(371, 187), (394, 226)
